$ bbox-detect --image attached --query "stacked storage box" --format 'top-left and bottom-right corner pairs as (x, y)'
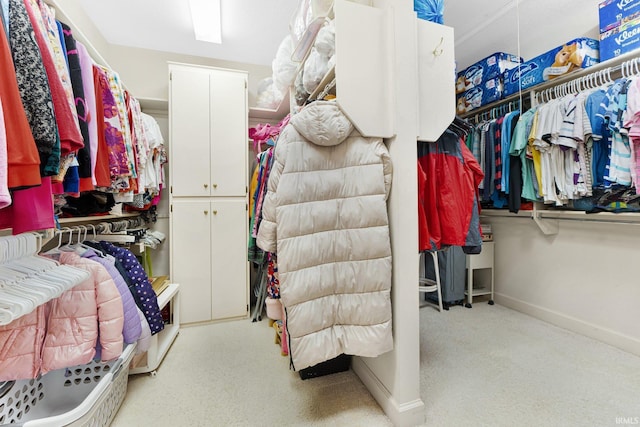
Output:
(599, 0), (640, 62)
(503, 38), (600, 96)
(455, 52), (522, 115)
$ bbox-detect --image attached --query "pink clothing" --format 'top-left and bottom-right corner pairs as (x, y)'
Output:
(41, 252), (124, 374)
(0, 177), (54, 234)
(0, 306), (45, 381)
(624, 78), (640, 192)
(77, 41), (99, 186)
(0, 98), (10, 208)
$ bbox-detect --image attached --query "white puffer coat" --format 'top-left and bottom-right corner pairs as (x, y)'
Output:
(257, 101), (393, 371)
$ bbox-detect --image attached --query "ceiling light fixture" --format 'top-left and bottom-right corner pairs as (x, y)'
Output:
(189, 0), (222, 44)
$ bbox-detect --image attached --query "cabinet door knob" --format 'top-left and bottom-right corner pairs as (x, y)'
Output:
(212, 183), (218, 189)
(213, 210), (218, 215)
(204, 184), (208, 189)
(204, 210), (208, 215)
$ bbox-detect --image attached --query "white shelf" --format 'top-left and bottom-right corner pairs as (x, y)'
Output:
(157, 282), (180, 309)
(129, 283), (180, 375)
(536, 210), (640, 223)
(480, 209), (533, 218)
(139, 97), (169, 114)
(249, 88), (291, 121)
(58, 213), (141, 225)
(481, 208), (640, 235)
(465, 241), (494, 306)
(309, 66), (336, 101)
(465, 288), (492, 297)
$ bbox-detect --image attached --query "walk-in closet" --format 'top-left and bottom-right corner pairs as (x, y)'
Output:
(1, 0), (640, 426)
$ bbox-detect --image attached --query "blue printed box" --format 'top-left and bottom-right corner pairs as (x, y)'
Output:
(599, 0), (640, 33)
(503, 38), (600, 96)
(456, 77), (503, 115)
(455, 52), (521, 94)
(600, 17), (640, 61)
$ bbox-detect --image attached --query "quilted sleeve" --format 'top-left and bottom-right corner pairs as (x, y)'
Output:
(134, 306), (152, 354)
(94, 265), (124, 361)
(104, 261), (142, 345)
(257, 136), (288, 253)
(374, 138), (393, 200)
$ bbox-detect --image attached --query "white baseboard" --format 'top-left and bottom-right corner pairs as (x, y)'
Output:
(496, 293), (640, 357)
(352, 358), (425, 427)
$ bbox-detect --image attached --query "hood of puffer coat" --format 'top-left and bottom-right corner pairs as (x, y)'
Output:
(289, 101), (354, 146)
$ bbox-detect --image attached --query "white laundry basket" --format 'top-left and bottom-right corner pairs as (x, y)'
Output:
(0, 343), (135, 427)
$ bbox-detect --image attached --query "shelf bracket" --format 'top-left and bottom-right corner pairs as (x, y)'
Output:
(532, 212), (559, 235)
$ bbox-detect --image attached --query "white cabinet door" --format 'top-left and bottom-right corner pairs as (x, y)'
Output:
(210, 199), (248, 320)
(210, 71), (248, 197)
(170, 66), (211, 197)
(171, 199), (213, 323)
(417, 21), (455, 142)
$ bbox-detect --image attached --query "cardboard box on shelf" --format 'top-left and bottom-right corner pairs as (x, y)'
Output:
(599, 0), (640, 33)
(455, 52), (522, 94)
(503, 38), (599, 96)
(456, 77), (503, 115)
(150, 275), (170, 296)
(600, 17), (640, 61)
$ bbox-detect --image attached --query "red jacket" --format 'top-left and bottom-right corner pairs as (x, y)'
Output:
(0, 21), (41, 189)
(418, 130), (484, 252)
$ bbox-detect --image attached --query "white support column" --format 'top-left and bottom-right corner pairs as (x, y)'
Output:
(351, 1), (427, 426)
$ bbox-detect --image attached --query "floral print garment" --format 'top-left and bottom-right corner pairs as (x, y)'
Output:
(94, 65), (131, 190)
(34, 0), (81, 138)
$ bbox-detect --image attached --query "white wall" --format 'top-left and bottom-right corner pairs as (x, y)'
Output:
(107, 46), (272, 107)
(485, 216), (640, 356)
(52, 0), (112, 64)
(447, 0), (601, 70)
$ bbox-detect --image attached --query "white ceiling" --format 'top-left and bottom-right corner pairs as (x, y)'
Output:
(81, 0), (602, 69)
(80, 0), (299, 67)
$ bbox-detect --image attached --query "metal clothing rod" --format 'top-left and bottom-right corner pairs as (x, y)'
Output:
(534, 55), (640, 104)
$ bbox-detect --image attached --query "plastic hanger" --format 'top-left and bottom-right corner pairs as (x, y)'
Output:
(43, 228), (67, 256)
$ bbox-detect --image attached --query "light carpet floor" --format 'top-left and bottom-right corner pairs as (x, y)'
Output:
(111, 303), (640, 426)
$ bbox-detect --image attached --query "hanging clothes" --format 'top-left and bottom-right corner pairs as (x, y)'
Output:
(0, 14), (40, 189)
(81, 248), (142, 346)
(417, 129), (484, 252)
(41, 251), (124, 374)
(0, 99), (10, 208)
(97, 241), (164, 336)
(61, 22), (93, 191)
(0, 305), (45, 381)
(76, 41), (99, 186)
(93, 65), (131, 189)
(34, 0), (82, 148)
(256, 101), (393, 371)
(8, 0), (58, 177)
(0, 177), (55, 234)
(22, 0), (80, 158)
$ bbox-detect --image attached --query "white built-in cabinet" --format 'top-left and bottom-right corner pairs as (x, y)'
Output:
(169, 63), (249, 324)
